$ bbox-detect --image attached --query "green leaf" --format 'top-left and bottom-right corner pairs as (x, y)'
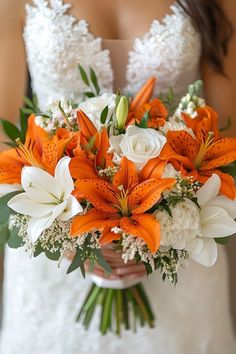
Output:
(138, 112), (149, 128)
(20, 108), (28, 142)
(215, 236), (231, 245)
(0, 222), (10, 245)
(8, 227), (24, 248)
(78, 64), (90, 86)
(34, 243), (61, 260)
(0, 119), (21, 142)
(3, 141), (18, 148)
(100, 105), (109, 124)
(0, 191), (20, 224)
(33, 243), (44, 257)
(84, 92), (95, 98)
(32, 93), (38, 108)
(45, 249), (61, 261)
(21, 107), (34, 115)
(23, 96), (35, 109)
(67, 247), (83, 274)
(90, 67), (100, 95)
(94, 249), (112, 273)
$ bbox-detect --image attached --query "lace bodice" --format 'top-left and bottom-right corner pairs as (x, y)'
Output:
(23, 0), (202, 109)
(1, 1), (236, 354)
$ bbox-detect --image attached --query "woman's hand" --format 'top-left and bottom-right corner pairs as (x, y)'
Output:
(86, 245), (146, 281)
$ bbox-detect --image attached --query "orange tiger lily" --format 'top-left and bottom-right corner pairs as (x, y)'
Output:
(159, 107), (236, 199)
(70, 111), (113, 179)
(0, 115), (70, 184)
(71, 157), (175, 253)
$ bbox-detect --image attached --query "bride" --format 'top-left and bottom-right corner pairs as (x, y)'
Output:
(0, 0), (236, 353)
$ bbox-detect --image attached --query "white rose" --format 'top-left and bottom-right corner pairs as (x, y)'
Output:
(155, 198), (201, 250)
(116, 126), (166, 169)
(78, 93), (116, 130)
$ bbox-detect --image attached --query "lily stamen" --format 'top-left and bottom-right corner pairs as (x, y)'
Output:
(16, 138), (43, 168)
(194, 131), (214, 168)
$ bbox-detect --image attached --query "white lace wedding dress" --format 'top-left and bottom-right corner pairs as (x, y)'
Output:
(1, 1), (236, 353)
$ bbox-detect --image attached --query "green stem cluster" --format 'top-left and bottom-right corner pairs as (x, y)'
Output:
(77, 283), (155, 336)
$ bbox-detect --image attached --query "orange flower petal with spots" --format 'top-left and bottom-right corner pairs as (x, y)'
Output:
(70, 156), (98, 179)
(113, 157), (138, 192)
(70, 209), (119, 237)
(75, 179), (118, 213)
(129, 178), (175, 214)
(120, 214), (160, 254)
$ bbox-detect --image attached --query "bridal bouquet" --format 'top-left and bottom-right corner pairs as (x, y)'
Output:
(1, 66), (236, 335)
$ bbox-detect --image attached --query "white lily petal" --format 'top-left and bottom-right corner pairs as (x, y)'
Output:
(27, 215), (52, 243)
(48, 201), (68, 224)
(59, 195), (83, 221)
(200, 206), (236, 238)
(185, 238), (203, 255)
(0, 184), (22, 198)
(54, 156), (74, 199)
(191, 238), (217, 267)
(22, 166), (61, 203)
(27, 201), (68, 243)
(207, 195), (236, 219)
(8, 193), (54, 217)
(196, 174), (221, 207)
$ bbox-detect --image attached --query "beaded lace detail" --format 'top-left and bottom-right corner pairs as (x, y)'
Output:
(1, 1), (236, 354)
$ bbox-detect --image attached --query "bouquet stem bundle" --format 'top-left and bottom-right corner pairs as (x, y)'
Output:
(77, 283), (155, 335)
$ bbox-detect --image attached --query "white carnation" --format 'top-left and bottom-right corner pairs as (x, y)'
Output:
(155, 198), (201, 250)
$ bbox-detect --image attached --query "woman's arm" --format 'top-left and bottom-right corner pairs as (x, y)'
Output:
(0, 0), (27, 149)
(201, 0), (236, 136)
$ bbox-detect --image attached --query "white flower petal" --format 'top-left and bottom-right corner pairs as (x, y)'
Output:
(21, 166), (61, 203)
(8, 193), (54, 217)
(27, 215), (52, 243)
(28, 201), (68, 242)
(59, 195), (83, 221)
(0, 184), (22, 198)
(207, 195), (236, 219)
(200, 206), (236, 237)
(191, 238), (217, 267)
(54, 156), (74, 199)
(196, 174), (221, 207)
(185, 237), (203, 255)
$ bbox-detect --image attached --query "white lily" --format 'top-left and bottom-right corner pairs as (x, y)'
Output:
(0, 184), (22, 198)
(189, 174), (236, 267)
(8, 156), (83, 243)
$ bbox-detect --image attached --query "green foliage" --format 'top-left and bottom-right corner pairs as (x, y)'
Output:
(159, 87), (177, 117)
(33, 242), (61, 261)
(7, 227), (24, 249)
(0, 94), (40, 145)
(90, 67), (100, 95)
(0, 192), (19, 224)
(215, 236), (231, 245)
(100, 105), (109, 124)
(78, 64), (101, 98)
(135, 111), (149, 129)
